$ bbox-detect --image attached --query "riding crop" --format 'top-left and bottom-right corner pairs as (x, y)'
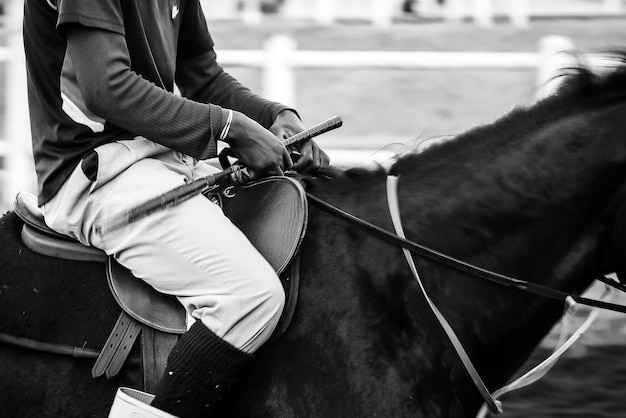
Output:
(102, 116), (343, 234)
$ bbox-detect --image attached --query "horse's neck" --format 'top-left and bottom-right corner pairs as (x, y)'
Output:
(402, 103), (626, 276)
(381, 104), (626, 393)
(308, 104), (626, 412)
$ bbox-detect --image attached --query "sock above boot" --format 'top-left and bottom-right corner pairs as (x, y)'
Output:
(151, 321), (253, 418)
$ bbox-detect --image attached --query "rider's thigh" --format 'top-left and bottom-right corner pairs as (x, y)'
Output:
(91, 155), (284, 353)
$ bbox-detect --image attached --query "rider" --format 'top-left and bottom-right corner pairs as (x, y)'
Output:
(23, 1), (329, 416)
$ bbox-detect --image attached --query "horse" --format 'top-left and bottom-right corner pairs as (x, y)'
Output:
(2, 56), (626, 417)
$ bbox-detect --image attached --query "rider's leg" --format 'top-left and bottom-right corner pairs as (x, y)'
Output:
(43, 139), (285, 416)
(99, 167), (284, 416)
(150, 321), (254, 416)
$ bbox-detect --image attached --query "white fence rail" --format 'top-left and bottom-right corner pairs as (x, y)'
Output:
(217, 34), (608, 108)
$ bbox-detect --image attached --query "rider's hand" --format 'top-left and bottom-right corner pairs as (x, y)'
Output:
(270, 110), (330, 173)
(223, 111), (292, 179)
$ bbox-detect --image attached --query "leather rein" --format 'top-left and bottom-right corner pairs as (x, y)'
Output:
(306, 189), (626, 314)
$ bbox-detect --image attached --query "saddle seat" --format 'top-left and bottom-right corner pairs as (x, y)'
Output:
(14, 191), (107, 262)
(13, 176), (307, 390)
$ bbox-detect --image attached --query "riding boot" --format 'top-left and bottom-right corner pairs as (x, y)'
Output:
(150, 321), (253, 418)
(108, 387), (178, 418)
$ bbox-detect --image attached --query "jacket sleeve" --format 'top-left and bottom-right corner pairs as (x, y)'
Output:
(66, 25), (223, 160)
(175, 0), (292, 129)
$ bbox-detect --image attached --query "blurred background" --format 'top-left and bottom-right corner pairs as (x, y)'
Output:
(1, 0), (626, 416)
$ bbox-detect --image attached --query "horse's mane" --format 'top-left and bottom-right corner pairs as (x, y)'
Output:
(307, 52), (626, 197)
(391, 51), (626, 175)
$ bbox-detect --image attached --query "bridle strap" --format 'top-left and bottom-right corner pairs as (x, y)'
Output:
(386, 175), (502, 414)
(305, 193), (626, 314)
(476, 285), (617, 418)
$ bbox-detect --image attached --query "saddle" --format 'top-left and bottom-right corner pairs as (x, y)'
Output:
(14, 176), (307, 392)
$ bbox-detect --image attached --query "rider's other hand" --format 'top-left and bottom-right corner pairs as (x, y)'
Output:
(290, 140), (330, 173)
(270, 110), (330, 173)
(223, 111), (292, 179)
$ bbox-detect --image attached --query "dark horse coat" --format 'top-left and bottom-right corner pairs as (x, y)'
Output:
(2, 58), (626, 417)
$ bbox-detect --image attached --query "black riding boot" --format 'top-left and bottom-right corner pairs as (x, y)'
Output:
(151, 321), (253, 417)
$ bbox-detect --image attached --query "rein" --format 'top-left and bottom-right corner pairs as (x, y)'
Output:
(305, 193), (626, 314)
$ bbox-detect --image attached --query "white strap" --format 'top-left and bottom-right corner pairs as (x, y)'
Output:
(476, 283), (618, 418)
(386, 175), (502, 415)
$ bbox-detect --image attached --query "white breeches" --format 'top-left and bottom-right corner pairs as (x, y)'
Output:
(42, 137), (285, 353)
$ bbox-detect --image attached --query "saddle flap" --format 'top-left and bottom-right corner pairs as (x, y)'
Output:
(107, 258), (187, 334)
(221, 176), (308, 274)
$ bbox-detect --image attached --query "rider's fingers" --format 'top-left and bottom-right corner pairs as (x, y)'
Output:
(293, 141), (329, 173)
(319, 148), (330, 168)
(292, 149), (313, 172)
(282, 146), (293, 172)
(291, 140), (312, 172)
